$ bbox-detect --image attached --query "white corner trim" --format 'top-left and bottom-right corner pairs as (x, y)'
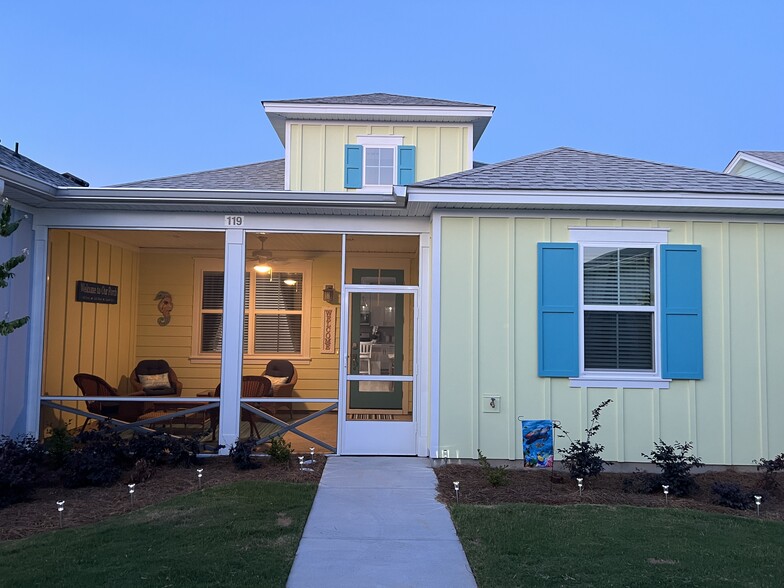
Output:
(569, 377), (671, 389)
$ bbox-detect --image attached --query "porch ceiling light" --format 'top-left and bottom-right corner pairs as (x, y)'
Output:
(254, 262), (272, 274)
(283, 278), (297, 286)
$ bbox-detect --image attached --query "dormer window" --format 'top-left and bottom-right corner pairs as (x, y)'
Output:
(344, 135), (416, 190)
(365, 147), (395, 186)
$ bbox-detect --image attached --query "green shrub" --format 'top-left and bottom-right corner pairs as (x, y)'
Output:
(128, 433), (200, 467)
(711, 482), (755, 510)
(477, 449), (509, 487)
(754, 452), (784, 490)
(642, 440), (703, 497)
(0, 435), (44, 507)
(555, 399), (613, 479)
(229, 439), (261, 470)
(43, 426), (74, 468)
(267, 436), (292, 465)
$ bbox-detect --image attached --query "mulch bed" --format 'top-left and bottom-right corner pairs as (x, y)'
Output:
(434, 464), (784, 521)
(0, 456), (324, 542)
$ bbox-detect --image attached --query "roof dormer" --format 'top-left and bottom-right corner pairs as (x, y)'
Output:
(262, 93), (495, 192)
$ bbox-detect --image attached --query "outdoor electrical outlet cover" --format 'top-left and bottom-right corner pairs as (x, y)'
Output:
(483, 396), (500, 413)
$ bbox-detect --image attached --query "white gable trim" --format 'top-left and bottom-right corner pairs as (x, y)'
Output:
(724, 152), (784, 175)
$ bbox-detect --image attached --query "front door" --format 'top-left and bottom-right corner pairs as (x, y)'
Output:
(340, 279), (417, 455)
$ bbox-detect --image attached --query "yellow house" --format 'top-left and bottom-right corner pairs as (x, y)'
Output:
(2, 94), (784, 466)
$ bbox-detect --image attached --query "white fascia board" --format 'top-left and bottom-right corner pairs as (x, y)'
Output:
(0, 167), (60, 200)
(724, 152), (784, 175)
(262, 102), (495, 120)
(406, 188), (784, 213)
(51, 186), (401, 208)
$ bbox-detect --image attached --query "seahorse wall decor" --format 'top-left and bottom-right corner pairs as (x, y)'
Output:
(154, 291), (173, 326)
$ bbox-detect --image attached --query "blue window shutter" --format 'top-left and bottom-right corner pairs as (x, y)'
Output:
(344, 144), (362, 189)
(397, 145), (416, 185)
(661, 245), (703, 379)
(538, 243), (579, 377)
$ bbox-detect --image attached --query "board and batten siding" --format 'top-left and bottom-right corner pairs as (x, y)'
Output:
(733, 161), (784, 184)
(439, 215), (784, 466)
(42, 230), (140, 431)
(288, 123), (472, 191)
(0, 207), (34, 436)
(135, 251), (342, 402)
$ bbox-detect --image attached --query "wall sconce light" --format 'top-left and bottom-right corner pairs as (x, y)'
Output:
(323, 284), (340, 305)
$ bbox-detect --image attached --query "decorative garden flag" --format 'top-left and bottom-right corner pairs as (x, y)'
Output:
(522, 419), (554, 468)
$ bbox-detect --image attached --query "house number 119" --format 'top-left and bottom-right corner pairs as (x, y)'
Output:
(224, 215), (244, 227)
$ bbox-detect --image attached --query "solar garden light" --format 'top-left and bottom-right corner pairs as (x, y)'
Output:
(128, 483), (136, 504)
(453, 481), (460, 503)
(298, 455), (305, 470)
(197, 468), (204, 490)
(755, 495), (762, 516)
(57, 500), (65, 528)
(309, 447), (316, 464)
(662, 485), (670, 504)
(577, 478), (584, 498)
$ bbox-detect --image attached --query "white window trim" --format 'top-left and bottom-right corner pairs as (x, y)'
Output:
(191, 257), (312, 363)
(355, 135), (404, 193)
(568, 227), (671, 389)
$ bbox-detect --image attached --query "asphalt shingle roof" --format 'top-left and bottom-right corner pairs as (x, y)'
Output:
(414, 147), (784, 195)
(743, 151), (784, 168)
(268, 93), (491, 108)
(0, 144), (82, 187)
(113, 159), (285, 190)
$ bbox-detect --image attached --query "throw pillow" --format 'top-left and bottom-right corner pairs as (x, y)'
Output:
(138, 373), (170, 389)
(264, 375), (289, 392)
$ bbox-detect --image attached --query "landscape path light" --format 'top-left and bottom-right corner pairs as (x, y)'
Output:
(128, 484), (136, 504)
(577, 478), (584, 498)
(453, 481), (460, 503)
(755, 495), (762, 516)
(57, 500), (65, 528)
(197, 468), (204, 490)
(662, 485), (669, 505)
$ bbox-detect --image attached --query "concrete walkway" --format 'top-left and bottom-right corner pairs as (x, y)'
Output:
(287, 457), (476, 588)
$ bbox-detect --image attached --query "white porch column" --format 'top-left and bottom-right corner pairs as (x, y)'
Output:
(218, 228), (245, 454)
(25, 225), (48, 436)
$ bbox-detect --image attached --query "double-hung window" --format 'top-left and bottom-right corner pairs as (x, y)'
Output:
(194, 259), (311, 360)
(538, 228), (703, 387)
(583, 246), (655, 372)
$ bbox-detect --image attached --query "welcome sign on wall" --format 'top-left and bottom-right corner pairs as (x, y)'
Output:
(75, 280), (118, 304)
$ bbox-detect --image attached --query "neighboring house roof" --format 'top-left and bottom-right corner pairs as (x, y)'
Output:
(113, 158), (285, 190)
(724, 150), (784, 181)
(268, 93), (491, 108)
(413, 147), (784, 195)
(741, 151), (784, 168)
(0, 143), (83, 188)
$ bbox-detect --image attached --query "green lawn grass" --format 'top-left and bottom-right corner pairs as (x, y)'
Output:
(0, 480), (317, 587)
(452, 503), (784, 587)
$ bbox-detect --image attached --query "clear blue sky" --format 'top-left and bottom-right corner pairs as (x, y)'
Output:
(3, 1), (783, 187)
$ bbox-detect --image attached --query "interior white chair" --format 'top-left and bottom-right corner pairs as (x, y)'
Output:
(359, 341), (374, 374)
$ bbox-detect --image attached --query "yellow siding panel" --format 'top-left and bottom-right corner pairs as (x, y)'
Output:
(440, 215), (784, 465)
(291, 123), (472, 190)
(300, 125), (324, 192)
(289, 124), (302, 191)
(416, 127), (438, 181)
(439, 127), (463, 177)
(324, 125), (347, 192)
(477, 218), (512, 457)
(439, 218), (476, 458)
